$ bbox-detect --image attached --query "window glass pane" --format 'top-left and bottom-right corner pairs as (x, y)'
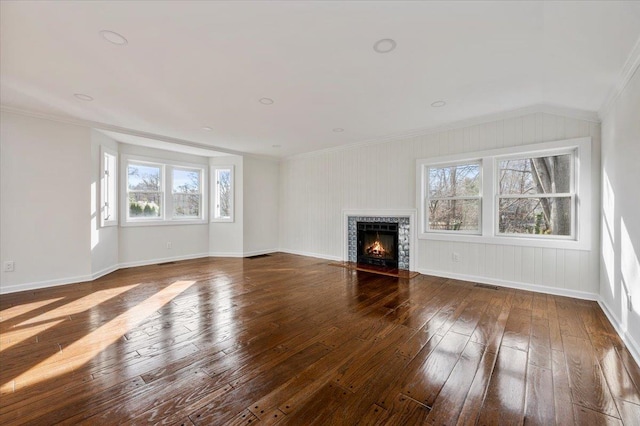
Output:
(173, 169), (200, 193)
(128, 164), (161, 191)
(499, 154), (571, 195)
(428, 199), (480, 231)
(216, 169), (232, 218)
(173, 194), (200, 217)
(498, 196), (572, 236)
(129, 193), (161, 218)
(429, 164), (480, 198)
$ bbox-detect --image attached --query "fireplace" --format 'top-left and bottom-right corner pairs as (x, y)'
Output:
(357, 221), (398, 268)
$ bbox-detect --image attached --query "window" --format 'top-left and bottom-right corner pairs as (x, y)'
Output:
(426, 162), (481, 233)
(172, 168), (202, 218)
(212, 166), (233, 222)
(497, 152), (574, 238)
(122, 154), (206, 225)
(127, 162), (163, 220)
(417, 137), (592, 250)
(100, 147), (118, 227)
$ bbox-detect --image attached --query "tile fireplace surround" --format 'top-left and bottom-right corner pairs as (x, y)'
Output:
(343, 210), (416, 271)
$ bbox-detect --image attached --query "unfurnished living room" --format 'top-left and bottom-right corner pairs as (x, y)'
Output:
(1, 1), (640, 425)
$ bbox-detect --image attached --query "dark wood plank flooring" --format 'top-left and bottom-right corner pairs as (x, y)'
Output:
(1, 253), (639, 425)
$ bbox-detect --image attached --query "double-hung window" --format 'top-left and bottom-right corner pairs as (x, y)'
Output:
(127, 161), (163, 220)
(172, 168), (202, 218)
(497, 152), (574, 238)
(426, 162), (481, 233)
(122, 155), (207, 225)
(418, 137), (591, 250)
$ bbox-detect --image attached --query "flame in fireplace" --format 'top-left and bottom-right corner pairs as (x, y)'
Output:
(366, 239), (387, 258)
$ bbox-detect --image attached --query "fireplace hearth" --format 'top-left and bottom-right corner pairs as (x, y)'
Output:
(357, 221), (398, 268)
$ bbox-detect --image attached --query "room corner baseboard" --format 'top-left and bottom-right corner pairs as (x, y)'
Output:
(91, 265), (120, 281)
(242, 249), (279, 257)
(597, 298), (640, 368)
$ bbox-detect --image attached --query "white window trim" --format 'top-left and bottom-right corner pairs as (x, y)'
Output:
(211, 165), (234, 223)
(121, 154), (207, 227)
(100, 146), (118, 227)
(417, 137), (592, 250)
(424, 160), (483, 235)
(171, 166), (205, 221)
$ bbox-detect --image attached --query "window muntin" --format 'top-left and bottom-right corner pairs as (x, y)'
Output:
(212, 166), (233, 222)
(101, 148), (118, 226)
(426, 163), (481, 233)
(497, 152), (574, 238)
(127, 162), (163, 219)
(172, 168), (202, 218)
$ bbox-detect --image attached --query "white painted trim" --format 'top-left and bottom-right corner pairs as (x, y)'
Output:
(278, 248), (342, 262)
(416, 137), (592, 251)
(118, 252), (211, 269)
(243, 249), (279, 257)
(599, 34), (640, 120)
(417, 268), (599, 301)
(0, 274), (94, 295)
(342, 209), (417, 272)
(91, 265), (119, 281)
(288, 104), (600, 160)
(597, 298), (640, 369)
(208, 252), (243, 258)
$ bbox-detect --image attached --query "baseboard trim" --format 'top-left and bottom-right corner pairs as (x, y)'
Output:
(417, 268), (599, 301)
(597, 298), (640, 368)
(278, 248), (342, 262)
(91, 265), (119, 281)
(119, 252), (212, 270)
(0, 273), (94, 295)
(242, 249), (279, 257)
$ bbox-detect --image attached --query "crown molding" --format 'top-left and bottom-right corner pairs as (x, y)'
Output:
(286, 104), (599, 161)
(599, 34), (640, 120)
(0, 105), (275, 161)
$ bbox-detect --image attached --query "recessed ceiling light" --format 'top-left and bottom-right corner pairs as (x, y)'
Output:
(100, 30), (128, 45)
(272, 144), (281, 148)
(431, 100), (446, 108)
(74, 93), (94, 101)
(333, 128), (344, 133)
(373, 39), (396, 54)
(202, 126), (213, 131)
(259, 98), (274, 105)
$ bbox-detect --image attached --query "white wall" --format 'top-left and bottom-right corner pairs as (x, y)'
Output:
(243, 156), (279, 255)
(600, 67), (640, 355)
(280, 111), (601, 297)
(90, 130), (119, 276)
(209, 155), (244, 256)
(0, 112), (92, 292)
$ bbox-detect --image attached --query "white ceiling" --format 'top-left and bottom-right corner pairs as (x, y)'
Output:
(2, 1), (639, 158)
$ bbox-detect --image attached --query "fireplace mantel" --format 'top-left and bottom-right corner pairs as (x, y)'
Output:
(342, 209), (417, 272)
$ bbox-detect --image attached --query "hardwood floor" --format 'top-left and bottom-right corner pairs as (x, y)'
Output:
(1, 253), (639, 425)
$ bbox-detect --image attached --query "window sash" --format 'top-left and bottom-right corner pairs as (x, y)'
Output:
(425, 161), (482, 234)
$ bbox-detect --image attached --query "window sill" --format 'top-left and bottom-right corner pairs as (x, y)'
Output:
(418, 232), (590, 251)
(120, 219), (207, 227)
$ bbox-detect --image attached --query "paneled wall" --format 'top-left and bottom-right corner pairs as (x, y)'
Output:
(280, 111), (601, 296)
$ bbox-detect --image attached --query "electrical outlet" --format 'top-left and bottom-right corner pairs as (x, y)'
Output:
(4, 261), (15, 272)
(452, 252), (460, 262)
(167, 242), (172, 249)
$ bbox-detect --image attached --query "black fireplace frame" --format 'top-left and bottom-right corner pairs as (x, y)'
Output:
(356, 221), (399, 268)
